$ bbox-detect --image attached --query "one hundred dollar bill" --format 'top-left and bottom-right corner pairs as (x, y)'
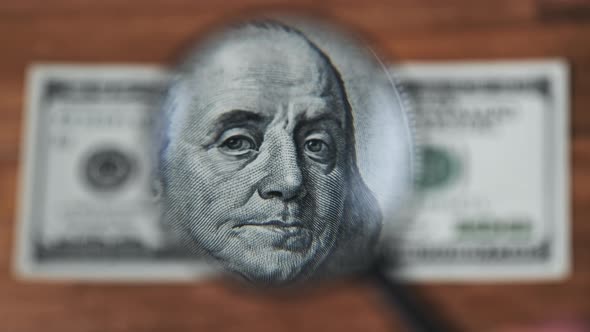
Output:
(390, 60), (570, 281)
(14, 61), (569, 281)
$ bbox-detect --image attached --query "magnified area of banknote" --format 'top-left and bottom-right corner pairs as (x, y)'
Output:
(157, 19), (414, 285)
(13, 59), (569, 282)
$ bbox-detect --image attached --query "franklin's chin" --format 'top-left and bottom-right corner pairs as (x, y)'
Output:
(218, 226), (330, 285)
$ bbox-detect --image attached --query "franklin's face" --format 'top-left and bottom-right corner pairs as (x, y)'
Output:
(162, 34), (349, 283)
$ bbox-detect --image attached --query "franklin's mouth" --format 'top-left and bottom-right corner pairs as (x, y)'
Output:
(231, 218), (312, 252)
(233, 219), (304, 230)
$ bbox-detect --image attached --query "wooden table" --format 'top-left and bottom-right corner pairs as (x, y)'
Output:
(1, 1), (589, 331)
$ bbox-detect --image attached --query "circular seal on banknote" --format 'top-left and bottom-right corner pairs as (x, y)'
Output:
(156, 15), (416, 285)
(417, 145), (461, 190)
(83, 148), (136, 192)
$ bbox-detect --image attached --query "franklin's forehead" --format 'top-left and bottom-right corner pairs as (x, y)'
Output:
(173, 30), (349, 137)
(194, 33), (335, 97)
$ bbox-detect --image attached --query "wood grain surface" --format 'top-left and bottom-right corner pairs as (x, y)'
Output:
(1, 1), (589, 331)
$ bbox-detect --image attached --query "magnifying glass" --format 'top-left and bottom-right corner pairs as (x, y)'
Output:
(156, 14), (453, 332)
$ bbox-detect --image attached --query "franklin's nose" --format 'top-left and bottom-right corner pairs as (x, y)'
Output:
(258, 133), (304, 201)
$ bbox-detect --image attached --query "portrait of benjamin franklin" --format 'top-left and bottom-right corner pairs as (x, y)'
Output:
(158, 21), (385, 284)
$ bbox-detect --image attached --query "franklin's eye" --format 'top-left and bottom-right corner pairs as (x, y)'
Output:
(218, 130), (259, 156)
(303, 135), (333, 163)
(305, 139), (325, 153)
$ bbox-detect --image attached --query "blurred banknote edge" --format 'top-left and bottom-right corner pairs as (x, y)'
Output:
(389, 59), (570, 281)
(13, 64), (218, 281)
(13, 60), (570, 282)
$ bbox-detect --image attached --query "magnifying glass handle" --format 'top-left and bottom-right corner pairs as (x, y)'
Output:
(369, 267), (457, 332)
